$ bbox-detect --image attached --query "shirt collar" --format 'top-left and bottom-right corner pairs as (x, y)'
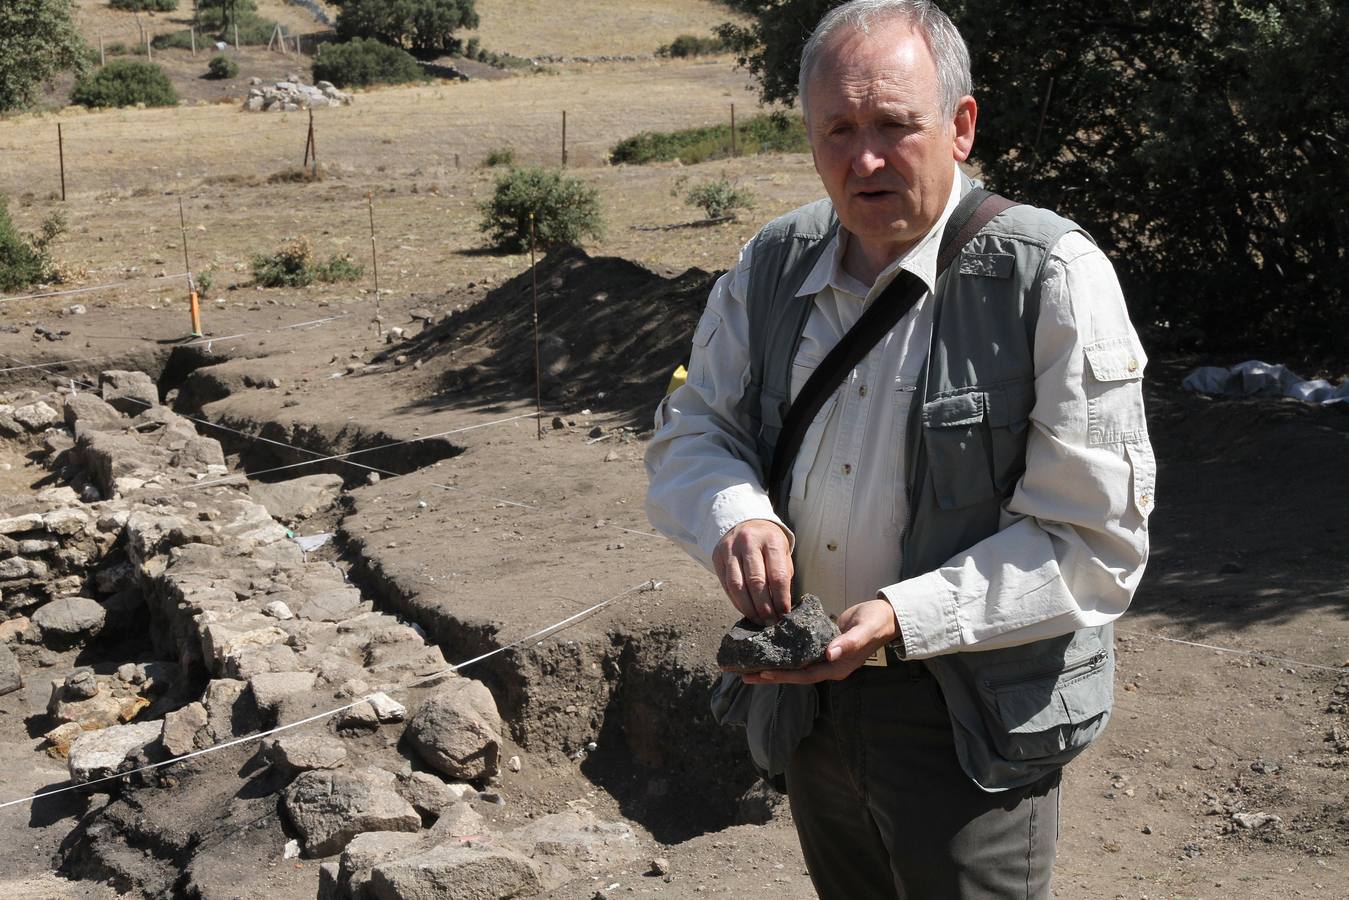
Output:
(796, 163), (970, 301)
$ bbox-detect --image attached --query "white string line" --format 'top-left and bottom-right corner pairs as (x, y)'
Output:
(180, 313), (351, 348)
(0, 314), (351, 375)
(1119, 630), (1345, 674)
(0, 579), (661, 812)
(0, 351), (662, 538)
(0, 272), (189, 304)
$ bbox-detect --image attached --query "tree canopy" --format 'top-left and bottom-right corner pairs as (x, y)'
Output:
(334, 0), (480, 54)
(0, 0), (86, 114)
(718, 0), (1349, 359)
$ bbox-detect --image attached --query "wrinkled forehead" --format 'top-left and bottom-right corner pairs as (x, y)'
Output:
(806, 23), (942, 114)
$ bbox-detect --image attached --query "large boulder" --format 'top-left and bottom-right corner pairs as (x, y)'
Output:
(334, 830), (423, 899)
(268, 734), (347, 772)
(502, 811), (639, 890)
(0, 641), (20, 695)
(248, 473), (344, 522)
(30, 597), (106, 647)
(12, 400), (60, 432)
(161, 701), (210, 756)
(64, 393), (126, 438)
(67, 720), (162, 783)
(405, 678), (504, 781)
(367, 844), (541, 900)
(99, 370), (158, 415)
(283, 770), (421, 858)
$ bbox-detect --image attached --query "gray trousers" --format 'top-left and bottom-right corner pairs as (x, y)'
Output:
(786, 662), (1059, 900)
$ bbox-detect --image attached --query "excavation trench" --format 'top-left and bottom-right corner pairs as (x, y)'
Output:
(2, 360), (761, 899)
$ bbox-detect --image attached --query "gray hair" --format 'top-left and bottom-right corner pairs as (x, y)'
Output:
(798, 0), (972, 122)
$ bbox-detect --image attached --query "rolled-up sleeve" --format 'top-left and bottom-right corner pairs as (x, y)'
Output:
(881, 232), (1154, 657)
(644, 240), (793, 571)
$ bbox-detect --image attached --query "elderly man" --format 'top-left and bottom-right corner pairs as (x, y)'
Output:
(645, 0), (1152, 897)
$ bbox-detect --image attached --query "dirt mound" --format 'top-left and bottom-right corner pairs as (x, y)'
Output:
(395, 247), (717, 423)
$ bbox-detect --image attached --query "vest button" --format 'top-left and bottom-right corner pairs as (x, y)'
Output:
(826, 541), (838, 552)
(859, 385), (867, 397)
(1128, 358), (1139, 373)
(842, 464), (853, 475)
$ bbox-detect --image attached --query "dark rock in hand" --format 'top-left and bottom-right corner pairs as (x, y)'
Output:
(716, 595), (839, 673)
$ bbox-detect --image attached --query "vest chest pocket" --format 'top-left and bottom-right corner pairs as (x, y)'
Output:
(921, 380), (1035, 510)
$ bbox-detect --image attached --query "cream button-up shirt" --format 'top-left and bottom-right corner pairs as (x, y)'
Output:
(644, 165), (1153, 659)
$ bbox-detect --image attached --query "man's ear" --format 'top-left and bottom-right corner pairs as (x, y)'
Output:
(952, 95), (977, 162)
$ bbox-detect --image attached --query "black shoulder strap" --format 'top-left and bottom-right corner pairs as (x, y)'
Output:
(767, 189), (1018, 511)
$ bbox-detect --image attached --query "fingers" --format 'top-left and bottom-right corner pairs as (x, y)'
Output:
(714, 520), (794, 623)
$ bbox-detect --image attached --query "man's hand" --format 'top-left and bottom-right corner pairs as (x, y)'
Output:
(742, 598), (900, 684)
(713, 519), (793, 623)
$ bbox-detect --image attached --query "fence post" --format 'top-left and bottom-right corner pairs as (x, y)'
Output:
(530, 212), (542, 441)
(561, 110), (567, 167)
(191, 26), (196, 56)
(57, 124), (66, 202)
(234, 21), (241, 50)
(730, 103), (737, 158)
(99, 36), (105, 66)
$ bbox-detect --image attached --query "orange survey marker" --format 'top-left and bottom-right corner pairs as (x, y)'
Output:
(179, 200), (203, 337)
(188, 281), (203, 338)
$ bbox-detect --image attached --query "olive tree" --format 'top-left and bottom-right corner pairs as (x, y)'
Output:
(0, 0), (86, 114)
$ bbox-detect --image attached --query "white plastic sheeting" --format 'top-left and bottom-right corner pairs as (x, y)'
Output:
(1183, 361), (1349, 406)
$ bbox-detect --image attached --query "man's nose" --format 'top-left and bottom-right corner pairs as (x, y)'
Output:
(851, 141), (886, 177)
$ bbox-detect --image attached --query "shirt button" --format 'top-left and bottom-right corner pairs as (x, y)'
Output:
(826, 541), (838, 552)
(1139, 493), (1151, 506)
(842, 464), (853, 475)
(858, 385), (867, 397)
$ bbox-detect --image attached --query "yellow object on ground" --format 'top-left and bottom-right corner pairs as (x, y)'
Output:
(666, 364), (688, 396)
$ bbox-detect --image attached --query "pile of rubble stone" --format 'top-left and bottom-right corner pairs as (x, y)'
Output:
(0, 371), (640, 899)
(244, 77), (354, 112)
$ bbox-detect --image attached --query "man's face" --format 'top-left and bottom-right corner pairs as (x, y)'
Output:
(805, 21), (975, 262)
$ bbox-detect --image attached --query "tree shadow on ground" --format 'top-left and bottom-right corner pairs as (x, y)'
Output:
(1130, 359), (1349, 635)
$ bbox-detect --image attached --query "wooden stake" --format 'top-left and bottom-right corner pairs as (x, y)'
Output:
(234, 21), (240, 50)
(191, 27), (196, 56)
(99, 36), (105, 66)
(146, 33), (153, 62)
(561, 110), (567, 167)
(367, 192), (381, 334)
(180, 199), (203, 337)
(303, 108), (317, 176)
(267, 23), (277, 52)
(530, 212), (542, 440)
(57, 124), (66, 202)
(730, 103), (737, 157)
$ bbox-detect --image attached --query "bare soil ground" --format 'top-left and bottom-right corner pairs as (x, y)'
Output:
(2, 11), (1347, 899)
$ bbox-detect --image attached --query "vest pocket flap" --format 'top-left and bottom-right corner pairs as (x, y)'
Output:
(1084, 336), (1147, 382)
(987, 649), (1112, 735)
(922, 391), (985, 428)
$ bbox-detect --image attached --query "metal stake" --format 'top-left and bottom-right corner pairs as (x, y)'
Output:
(530, 213), (542, 440)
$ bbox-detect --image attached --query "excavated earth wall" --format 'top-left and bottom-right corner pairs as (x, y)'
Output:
(0, 374), (660, 900)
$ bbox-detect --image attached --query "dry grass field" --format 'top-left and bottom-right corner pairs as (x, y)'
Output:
(465, 0), (744, 57)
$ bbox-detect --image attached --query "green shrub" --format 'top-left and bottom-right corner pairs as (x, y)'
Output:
(109, 0), (179, 10)
(205, 55), (238, 79)
(312, 37), (423, 88)
(313, 254), (363, 283)
(685, 177), (754, 220)
(193, 4), (277, 45)
(252, 237), (363, 287)
(482, 147), (514, 168)
(0, 0), (88, 113)
(70, 60), (177, 108)
(478, 167), (604, 252)
(151, 30), (197, 51)
(104, 41), (130, 56)
(610, 112), (807, 165)
(252, 237), (314, 288)
(657, 33), (726, 58)
(465, 36), (480, 58)
(0, 198), (65, 292)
